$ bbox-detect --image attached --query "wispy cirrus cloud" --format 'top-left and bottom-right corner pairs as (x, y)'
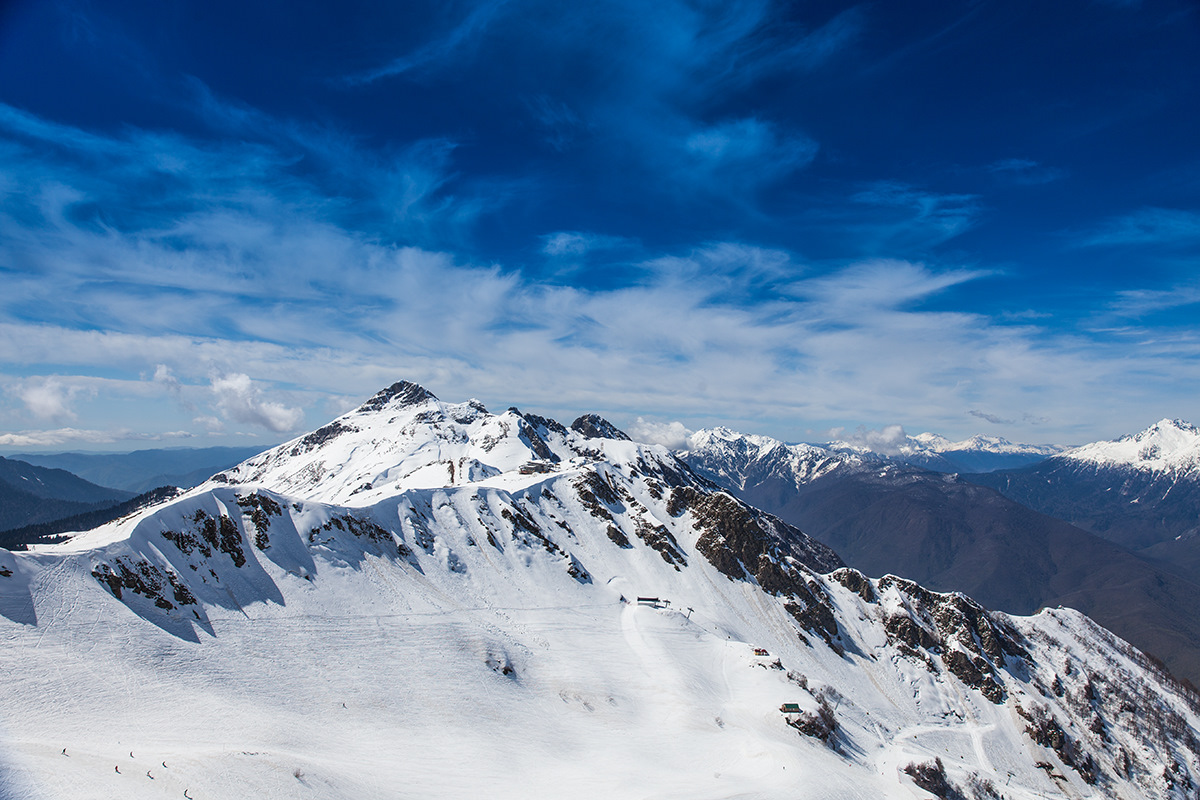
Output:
(343, 0), (511, 86)
(797, 258), (987, 311)
(986, 158), (1066, 186)
(1108, 286), (1200, 317)
(1, 100), (1198, 449)
(467, 1), (848, 204)
(850, 181), (981, 244)
(1078, 207), (1200, 248)
(681, 117), (818, 190)
(541, 231), (634, 257)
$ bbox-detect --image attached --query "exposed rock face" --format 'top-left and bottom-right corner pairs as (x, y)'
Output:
(668, 485), (843, 578)
(358, 380), (437, 412)
(570, 414), (631, 441)
(512, 410), (569, 439)
(91, 558), (195, 610)
(290, 420), (358, 457)
(875, 575), (1027, 704)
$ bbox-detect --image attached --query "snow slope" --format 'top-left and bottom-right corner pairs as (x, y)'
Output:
(3, 382), (1200, 799)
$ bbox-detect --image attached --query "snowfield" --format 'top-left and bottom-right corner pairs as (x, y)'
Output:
(2, 382), (1199, 799)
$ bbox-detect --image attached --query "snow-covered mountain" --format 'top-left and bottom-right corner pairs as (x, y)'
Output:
(968, 419), (1200, 553)
(682, 424), (1200, 685)
(685, 427), (869, 491)
(4, 383), (1200, 799)
(682, 426), (1061, 489)
(827, 432), (1064, 474)
(1057, 419), (1200, 476)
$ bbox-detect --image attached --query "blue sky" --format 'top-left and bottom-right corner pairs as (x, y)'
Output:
(0, 0), (1198, 451)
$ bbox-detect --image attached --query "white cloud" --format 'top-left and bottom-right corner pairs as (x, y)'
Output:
(986, 158), (1066, 185)
(1, 105), (1198, 447)
(836, 424), (909, 455)
(1079, 208), (1200, 248)
(193, 415), (224, 432)
(682, 117), (818, 187)
(0, 427), (192, 448)
(11, 377), (91, 423)
(153, 364), (180, 392)
(541, 231), (631, 257)
(627, 418), (693, 450)
(210, 373), (305, 433)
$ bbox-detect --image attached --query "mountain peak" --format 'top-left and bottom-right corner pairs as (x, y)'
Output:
(1139, 418), (1199, 439)
(356, 380), (437, 413)
(1060, 418), (1200, 473)
(570, 414), (631, 441)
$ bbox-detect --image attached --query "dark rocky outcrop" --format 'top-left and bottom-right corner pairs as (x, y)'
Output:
(669, 486), (843, 577)
(236, 492), (283, 550)
(91, 558), (195, 610)
(357, 381), (437, 412)
(512, 410), (570, 439)
(515, 418), (559, 463)
(290, 420), (358, 457)
(161, 509), (246, 567)
(877, 575), (1027, 703)
(570, 414), (631, 441)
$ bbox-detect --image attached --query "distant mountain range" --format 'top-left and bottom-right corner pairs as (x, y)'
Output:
(682, 423), (1200, 685)
(0, 486), (184, 551)
(965, 419), (1200, 550)
(0, 456), (132, 533)
(825, 431), (1065, 474)
(12, 446), (269, 494)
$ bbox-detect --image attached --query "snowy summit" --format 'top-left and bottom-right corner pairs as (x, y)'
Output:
(1058, 419), (1200, 476)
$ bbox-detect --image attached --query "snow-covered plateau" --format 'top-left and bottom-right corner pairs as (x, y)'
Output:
(2, 382), (1199, 799)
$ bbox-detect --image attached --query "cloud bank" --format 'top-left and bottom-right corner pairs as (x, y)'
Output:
(0, 65), (1197, 449)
